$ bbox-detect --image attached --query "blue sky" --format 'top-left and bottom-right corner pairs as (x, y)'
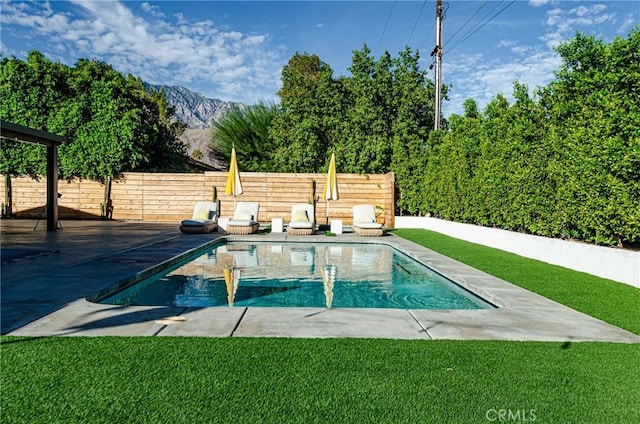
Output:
(1, 1), (638, 116)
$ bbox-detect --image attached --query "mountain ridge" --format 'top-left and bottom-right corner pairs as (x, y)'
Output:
(146, 84), (248, 169)
(146, 83), (247, 129)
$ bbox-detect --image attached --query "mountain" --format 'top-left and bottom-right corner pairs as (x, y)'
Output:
(146, 84), (247, 169)
(146, 84), (246, 129)
(178, 127), (227, 170)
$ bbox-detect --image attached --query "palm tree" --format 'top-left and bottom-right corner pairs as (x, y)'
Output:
(211, 102), (277, 171)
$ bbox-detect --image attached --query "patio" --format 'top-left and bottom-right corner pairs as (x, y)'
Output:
(1, 219), (638, 342)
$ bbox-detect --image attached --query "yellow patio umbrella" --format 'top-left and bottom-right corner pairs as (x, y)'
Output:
(322, 152), (339, 224)
(321, 264), (336, 308)
(225, 146), (243, 209)
(223, 266), (240, 307)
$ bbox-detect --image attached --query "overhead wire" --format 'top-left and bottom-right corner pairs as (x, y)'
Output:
(444, 0), (517, 56)
(418, 19), (436, 51)
(453, 0), (505, 44)
(442, 0), (488, 49)
(375, 0), (397, 55)
(407, 0), (429, 46)
(417, 0), (438, 55)
(374, 0), (515, 66)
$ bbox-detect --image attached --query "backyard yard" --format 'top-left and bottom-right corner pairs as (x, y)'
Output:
(2, 229), (638, 423)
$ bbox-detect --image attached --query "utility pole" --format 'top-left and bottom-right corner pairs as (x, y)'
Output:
(433, 0), (443, 130)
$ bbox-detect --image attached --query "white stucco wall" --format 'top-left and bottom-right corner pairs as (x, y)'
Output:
(394, 216), (640, 288)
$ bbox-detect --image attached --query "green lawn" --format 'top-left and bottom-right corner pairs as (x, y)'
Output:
(2, 337), (639, 423)
(392, 229), (640, 335)
(2, 229), (639, 423)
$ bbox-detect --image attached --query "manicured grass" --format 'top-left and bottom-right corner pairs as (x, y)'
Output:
(393, 229), (640, 335)
(2, 229), (639, 422)
(1, 337), (639, 423)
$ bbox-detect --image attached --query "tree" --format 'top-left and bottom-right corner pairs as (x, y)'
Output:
(130, 79), (188, 172)
(0, 51), (68, 177)
(191, 149), (203, 161)
(269, 46), (440, 214)
(269, 53), (345, 172)
(414, 28), (639, 246)
(539, 28), (640, 245)
(1, 51), (190, 181)
(389, 47), (437, 214)
(212, 102), (278, 172)
(341, 46), (394, 174)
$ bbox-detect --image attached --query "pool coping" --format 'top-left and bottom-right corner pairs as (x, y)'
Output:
(6, 228), (639, 343)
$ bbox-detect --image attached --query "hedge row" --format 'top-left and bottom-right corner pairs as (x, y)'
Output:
(410, 30), (640, 247)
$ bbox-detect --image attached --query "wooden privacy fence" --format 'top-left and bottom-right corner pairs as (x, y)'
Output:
(1, 172), (395, 228)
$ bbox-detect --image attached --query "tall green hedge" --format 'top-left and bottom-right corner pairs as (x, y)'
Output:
(417, 29), (639, 247)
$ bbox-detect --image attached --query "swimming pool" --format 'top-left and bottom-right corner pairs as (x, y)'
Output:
(100, 242), (493, 309)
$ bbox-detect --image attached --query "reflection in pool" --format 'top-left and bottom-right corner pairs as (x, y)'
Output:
(100, 242), (493, 309)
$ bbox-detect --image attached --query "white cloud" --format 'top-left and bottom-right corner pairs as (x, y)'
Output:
(511, 45), (533, 54)
(529, 0), (556, 7)
(140, 2), (165, 19)
(0, 0), (286, 103)
(0, 40), (13, 57)
(498, 39), (517, 48)
(619, 14), (637, 34)
(498, 39), (533, 55)
(173, 12), (188, 25)
(541, 3), (616, 48)
(443, 50), (562, 116)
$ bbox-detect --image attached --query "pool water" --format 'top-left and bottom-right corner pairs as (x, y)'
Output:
(100, 242), (493, 309)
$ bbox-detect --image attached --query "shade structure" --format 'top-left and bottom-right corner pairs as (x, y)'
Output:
(321, 264), (336, 308)
(225, 146), (243, 209)
(223, 267), (240, 307)
(322, 152), (339, 224)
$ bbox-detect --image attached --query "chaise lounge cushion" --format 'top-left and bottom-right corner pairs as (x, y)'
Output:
(227, 202), (260, 234)
(288, 204), (315, 235)
(193, 207), (213, 220)
(292, 209), (309, 222)
(354, 221), (383, 229)
(352, 204), (384, 237)
(180, 201), (218, 234)
(289, 220), (314, 229)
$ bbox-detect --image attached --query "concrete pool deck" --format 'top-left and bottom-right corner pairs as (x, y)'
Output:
(1, 220), (638, 342)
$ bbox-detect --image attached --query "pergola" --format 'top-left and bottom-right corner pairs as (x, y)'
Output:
(0, 120), (71, 231)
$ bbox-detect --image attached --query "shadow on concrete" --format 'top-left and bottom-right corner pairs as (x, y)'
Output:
(13, 205), (102, 220)
(1, 220), (221, 335)
(61, 306), (186, 335)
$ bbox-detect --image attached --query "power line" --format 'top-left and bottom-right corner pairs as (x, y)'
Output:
(418, 20), (436, 51)
(445, 0), (516, 56)
(375, 0), (397, 55)
(443, 0), (488, 49)
(407, 0), (429, 46)
(455, 0), (505, 44)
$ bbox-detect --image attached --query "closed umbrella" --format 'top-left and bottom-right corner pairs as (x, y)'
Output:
(321, 264), (336, 308)
(225, 146), (243, 209)
(322, 152), (339, 224)
(223, 266), (240, 307)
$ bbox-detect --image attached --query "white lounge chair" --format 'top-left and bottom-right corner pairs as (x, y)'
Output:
(180, 201), (218, 234)
(352, 204), (384, 237)
(287, 204), (315, 235)
(226, 201), (260, 235)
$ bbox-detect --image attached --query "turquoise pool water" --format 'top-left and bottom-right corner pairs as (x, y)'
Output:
(100, 242), (493, 309)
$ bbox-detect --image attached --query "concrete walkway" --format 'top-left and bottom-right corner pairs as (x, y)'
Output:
(1, 220), (638, 342)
